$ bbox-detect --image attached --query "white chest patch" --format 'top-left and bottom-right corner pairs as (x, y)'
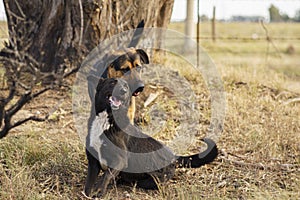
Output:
(89, 111), (110, 168)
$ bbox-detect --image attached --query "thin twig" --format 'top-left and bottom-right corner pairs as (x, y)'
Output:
(63, 66), (80, 78)
(78, 0), (84, 46)
(14, 0), (26, 18)
(283, 97), (300, 105)
(6, 8), (25, 21)
(260, 20), (281, 59)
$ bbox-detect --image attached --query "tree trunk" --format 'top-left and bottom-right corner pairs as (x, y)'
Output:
(2, 0), (174, 73)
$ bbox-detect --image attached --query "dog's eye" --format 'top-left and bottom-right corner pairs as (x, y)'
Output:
(121, 68), (130, 73)
(112, 80), (117, 85)
(136, 65), (142, 72)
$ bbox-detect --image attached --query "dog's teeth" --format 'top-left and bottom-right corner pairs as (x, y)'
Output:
(109, 96), (121, 107)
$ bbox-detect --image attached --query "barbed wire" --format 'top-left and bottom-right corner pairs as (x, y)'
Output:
(167, 36), (300, 41)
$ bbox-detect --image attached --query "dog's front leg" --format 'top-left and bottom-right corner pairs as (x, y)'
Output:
(96, 168), (120, 197)
(96, 156), (127, 197)
(128, 97), (136, 124)
(84, 151), (101, 196)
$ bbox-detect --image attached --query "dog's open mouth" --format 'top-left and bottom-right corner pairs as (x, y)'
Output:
(109, 96), (123, 110)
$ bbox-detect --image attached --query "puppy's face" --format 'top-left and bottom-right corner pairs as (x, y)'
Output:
(95, 78), (131, 114)
(107, 48), (149, 96)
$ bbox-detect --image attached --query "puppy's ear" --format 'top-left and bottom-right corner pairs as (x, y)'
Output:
(136, 49), (149, 64)
(87, 75), (100, 101)
(137, 19), (145, 29)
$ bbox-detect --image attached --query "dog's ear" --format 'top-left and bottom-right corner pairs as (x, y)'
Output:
(87, 75), (100, 101)
(96, 78), (107, 92)
(136, 49), (149, 64)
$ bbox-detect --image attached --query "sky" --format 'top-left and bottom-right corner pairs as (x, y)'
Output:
(0, 0), (299, 21)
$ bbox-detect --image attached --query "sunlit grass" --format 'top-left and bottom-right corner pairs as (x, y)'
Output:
(169, 21), (300, 38)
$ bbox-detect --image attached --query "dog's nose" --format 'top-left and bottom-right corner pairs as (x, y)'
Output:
(136, 82), (144, 93)
(132, 83), (144, 97)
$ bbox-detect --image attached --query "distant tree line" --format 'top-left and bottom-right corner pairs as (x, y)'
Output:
(269, 4), (300, 22)
(230, 16), (265, 23)
(199, 4), (300, 23)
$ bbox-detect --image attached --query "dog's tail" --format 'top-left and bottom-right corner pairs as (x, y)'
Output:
(176, 138), (218, 168)
(128, 20), (145, 48)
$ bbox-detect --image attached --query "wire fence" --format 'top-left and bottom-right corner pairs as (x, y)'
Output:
(196, 36), (300, 41)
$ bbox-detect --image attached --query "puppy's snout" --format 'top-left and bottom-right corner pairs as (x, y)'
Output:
(132, 82), (144, 96)
(136, 82), (144, 93)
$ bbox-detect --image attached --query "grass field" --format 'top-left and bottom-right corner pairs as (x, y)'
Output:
(0, 21), (299, 199)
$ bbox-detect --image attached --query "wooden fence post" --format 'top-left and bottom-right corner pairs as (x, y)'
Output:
(212, 6), (216, 42)
(184, 0), (195, 52)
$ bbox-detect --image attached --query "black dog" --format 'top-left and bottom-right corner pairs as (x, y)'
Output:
(84, 78), (218, 197)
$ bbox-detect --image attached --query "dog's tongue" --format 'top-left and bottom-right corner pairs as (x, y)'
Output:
(109, 96), (121, 108)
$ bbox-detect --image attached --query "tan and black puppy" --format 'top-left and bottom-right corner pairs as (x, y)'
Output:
(106, 47), (149, 123)
(84, 78), (218, 197)
(88, 20), (149, 124)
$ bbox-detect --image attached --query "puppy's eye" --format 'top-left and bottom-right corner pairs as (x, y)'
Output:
(112, 79), (118, 85)
(136, 65), (142, 72)
(121, 68), (130, 73)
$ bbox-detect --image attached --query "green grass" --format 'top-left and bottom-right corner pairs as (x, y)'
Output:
(1, 21), (300, 199)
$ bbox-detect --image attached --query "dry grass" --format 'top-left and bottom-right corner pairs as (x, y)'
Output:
(1, 22), (300, 199)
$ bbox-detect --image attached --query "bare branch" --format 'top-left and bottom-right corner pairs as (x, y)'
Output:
(14, 0), (26, 18)
(5, 8), (25, 21)
(11, 115), (48, 129)
(3, 81), (16, 104)
(7, 92), (31, 116)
